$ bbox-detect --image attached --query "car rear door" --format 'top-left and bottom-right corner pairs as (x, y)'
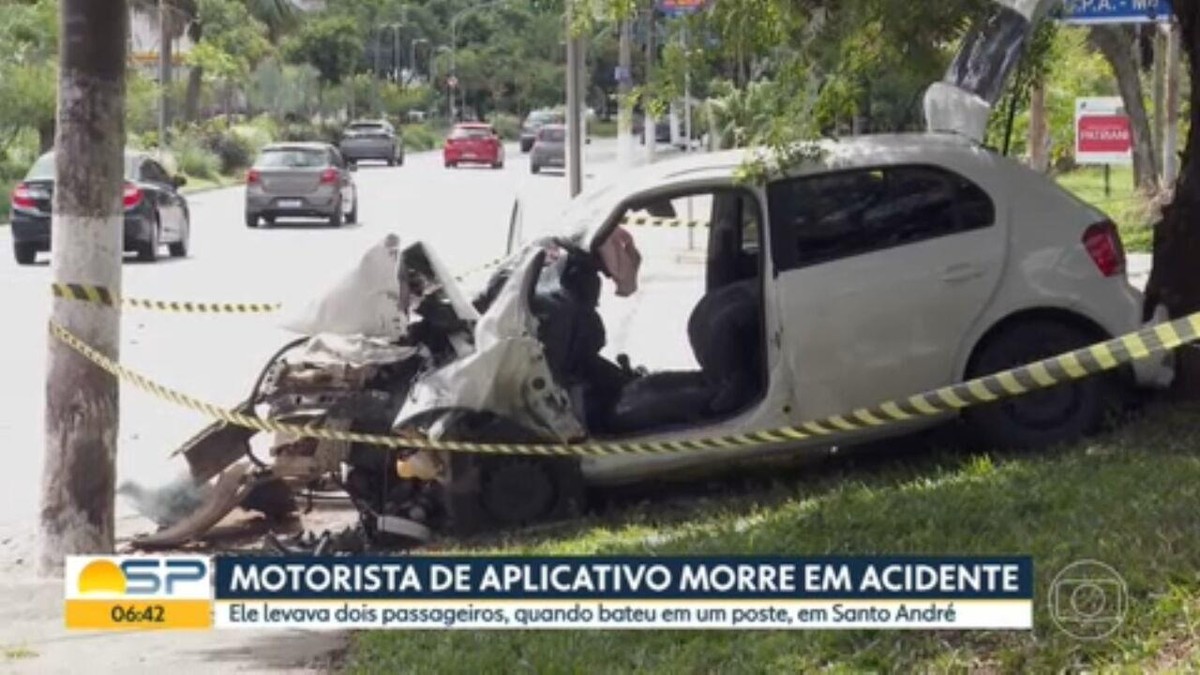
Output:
(765, 161), (1008, 420)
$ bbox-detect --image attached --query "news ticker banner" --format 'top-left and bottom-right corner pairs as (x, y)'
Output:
(65, 555), (1034, 631)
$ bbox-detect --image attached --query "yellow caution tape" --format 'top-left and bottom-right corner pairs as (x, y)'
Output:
(620, 215), (709, 229)
(46, 311), (1200, 457)
(49, 256), (508, 315)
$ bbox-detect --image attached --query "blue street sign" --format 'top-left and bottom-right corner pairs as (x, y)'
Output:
(1058, 0), (1173, 25)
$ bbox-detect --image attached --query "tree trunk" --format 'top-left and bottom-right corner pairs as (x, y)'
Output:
(1028, 81), (1049, 172)
(184, 66), (203, 122)
(158, 1), (173, 140)
(1090, 25), (1160, 192)
(40, 0), (126, 575)
(1145, 9), (1200, 397)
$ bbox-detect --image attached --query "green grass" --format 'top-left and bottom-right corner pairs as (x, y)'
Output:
(1057, 166), (1159, 253)
(590, 119), (618, 138)
(347, 402), (1200, 673)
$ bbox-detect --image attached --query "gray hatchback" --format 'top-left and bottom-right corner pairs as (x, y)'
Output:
(529, 124), (566, 174)
(339, 119), (404, 166)
(244, 143), (358, 228)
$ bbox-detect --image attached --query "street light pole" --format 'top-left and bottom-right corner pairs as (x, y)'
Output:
(566, 6), (584, 197)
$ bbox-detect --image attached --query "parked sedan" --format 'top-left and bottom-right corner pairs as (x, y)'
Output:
(529, 123), (566, 174)
(10, 150), (191, 265)
(443, 123), (505, 169)
(245, 143), (358, 228)
(339, 119), (404, 166)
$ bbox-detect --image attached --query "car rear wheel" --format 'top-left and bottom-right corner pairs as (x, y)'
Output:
(137, 220), (160, 262)
(396, 152), (405, 167)
(245, 213), (258, 228)
(531, 163), (540, 174)
(329, 199), (344, 227)
(168, 217), (190, 258)
(493, 160), (504, 170)
(962, 319), (1119, 450)
(345, 190), (358, 224)
(13, 242), (36, 265)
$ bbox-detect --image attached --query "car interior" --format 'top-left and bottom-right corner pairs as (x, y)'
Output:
(505, 187), (769, 439)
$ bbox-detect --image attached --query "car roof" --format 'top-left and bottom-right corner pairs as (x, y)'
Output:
(551, 132), (991, 246)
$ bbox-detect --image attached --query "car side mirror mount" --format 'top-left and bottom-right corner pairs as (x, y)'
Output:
(172, 175), (187, 188)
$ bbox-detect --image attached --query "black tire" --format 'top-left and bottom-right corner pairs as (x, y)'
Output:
(520, 139), (533, 153)
(137, 220), (160, 262)
(962, 319), (1118, 450)
(531, 163), (540, 174)
(387, 158), (395, 167)
(13, 242), (36, 265)
(168, 217), (190, 257)
(396, 152), (405, 166)
(345, 190), (358, 224)
(329, 199), (344, 227)
(493, 161), (504, 170)
(245, 212), (258, 228)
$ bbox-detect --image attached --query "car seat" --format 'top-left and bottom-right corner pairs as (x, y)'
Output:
(604, 278), (763, 434)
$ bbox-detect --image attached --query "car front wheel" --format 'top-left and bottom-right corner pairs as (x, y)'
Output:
(962, 319), (1119, 450)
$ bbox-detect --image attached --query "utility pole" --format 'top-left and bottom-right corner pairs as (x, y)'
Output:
(617, 17), (632, 167)
(566, 4), (584, 197)
(41, 0), (128, 574)
(157, 0), (170, 147)
(1162, 19), (1181, 186)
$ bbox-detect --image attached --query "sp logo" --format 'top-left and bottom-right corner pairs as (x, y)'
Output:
(122, 559), (208, 595)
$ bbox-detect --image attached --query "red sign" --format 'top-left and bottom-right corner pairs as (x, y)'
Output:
(1076, 114), (1131, 154)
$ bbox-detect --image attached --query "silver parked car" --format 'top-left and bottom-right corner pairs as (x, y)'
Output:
(339, 119), (405, 166)
(529, 123), (566, 174)
(244, 143), (358, 228)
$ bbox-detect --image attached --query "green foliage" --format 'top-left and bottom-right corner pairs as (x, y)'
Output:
(172, 137), (221, 180)
(401, 123), (443, 151)
(489, 113), (521, 140)
(282, 15), (362, 85)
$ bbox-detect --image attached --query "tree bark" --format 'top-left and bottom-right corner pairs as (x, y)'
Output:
(40, 0), (127, 575)
(1145, 9), (1200, 397)
(1090, 25), (1160, 192)
(184, 66), (203, 122)
(1028, 81), (1049, 172)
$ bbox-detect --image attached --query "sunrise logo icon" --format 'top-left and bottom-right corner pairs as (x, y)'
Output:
(77, 559), (128, 595)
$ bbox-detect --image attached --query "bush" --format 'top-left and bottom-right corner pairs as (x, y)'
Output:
(401, 123), (442, 152)
(208, 131), (256, 174)
(173, 138), (220, 180)
(489, 113), (521, 141)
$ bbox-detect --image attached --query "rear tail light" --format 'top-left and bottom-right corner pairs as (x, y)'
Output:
(11, 183), (35, 210)
(1082, 219), (1126, 277)
(319, 168), (339, 184)
(122, 183), (142, 209)
(246, 168), (261, 185)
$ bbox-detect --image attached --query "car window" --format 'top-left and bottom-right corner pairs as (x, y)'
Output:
(140, 159), (172, 185)
(766, 165), (995, 270)
(257, 148), (329, 168)
(538, 127), (565, 142)
(451, 126), (494, 139)
(347, 123), (389, 135)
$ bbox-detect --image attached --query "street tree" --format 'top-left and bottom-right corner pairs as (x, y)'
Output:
(1145, 5), (1200, 396)
(40, 0), (128, 573)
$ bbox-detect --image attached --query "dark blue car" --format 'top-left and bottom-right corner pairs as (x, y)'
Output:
(9, 150), (191, 265)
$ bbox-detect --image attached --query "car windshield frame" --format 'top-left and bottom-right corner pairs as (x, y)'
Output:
(256, 147), (330, 168)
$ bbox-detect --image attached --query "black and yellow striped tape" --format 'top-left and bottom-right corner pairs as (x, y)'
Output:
(46, 310), (1200, 457)
(620, 215), (709, 229)
(48, 255), (509, 315)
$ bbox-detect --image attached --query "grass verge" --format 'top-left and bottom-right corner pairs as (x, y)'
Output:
(1057, 166), (1159, 253)
(347, 401), (1200, 673)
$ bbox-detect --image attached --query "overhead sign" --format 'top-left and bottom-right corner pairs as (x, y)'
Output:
(1059, 0), (1173, 24)
(1075, 97), (1133, 165)
(655, 0), (711, 17)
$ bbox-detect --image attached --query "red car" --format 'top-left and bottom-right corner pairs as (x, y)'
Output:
(443, 123), (505, 169)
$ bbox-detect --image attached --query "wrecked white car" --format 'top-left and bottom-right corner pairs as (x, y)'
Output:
(125, 0), (1173, 550)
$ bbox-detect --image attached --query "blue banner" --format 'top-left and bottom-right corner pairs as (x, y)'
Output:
(213, 556), (1034, 601)
(1059, 0), (1173, 24)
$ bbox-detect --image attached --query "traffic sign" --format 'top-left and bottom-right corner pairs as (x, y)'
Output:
(1075, 97), (1132, 165)
(1059, 0), (1173, 25)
